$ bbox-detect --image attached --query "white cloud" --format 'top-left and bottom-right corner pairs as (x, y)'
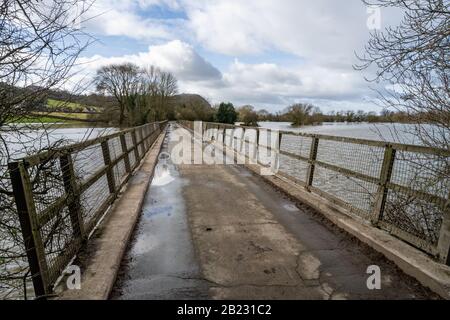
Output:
(75, 0), (405, 112)
(182, 0), (401, 63)
(143, 40), (222, 80)
(195, 60), (374, 111)
(72, 40), (378, 113)
(75, 40), (221, 83)
(177, 0), (402, 111)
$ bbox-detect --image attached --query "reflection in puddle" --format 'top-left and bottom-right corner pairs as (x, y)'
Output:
(152, 152), (175, 186)
(152, 163), (175, 186)
(283, 204), (300, 212)
(143, 205), (173, 218)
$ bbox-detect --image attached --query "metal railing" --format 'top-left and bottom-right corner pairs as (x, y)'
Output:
(180, 121), (450, 265)
(8, 121), (167, 298)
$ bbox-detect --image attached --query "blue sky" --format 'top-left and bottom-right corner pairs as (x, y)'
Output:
(76, 0), (403, 113)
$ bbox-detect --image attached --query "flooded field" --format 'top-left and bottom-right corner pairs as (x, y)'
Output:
(1, 125), (116, 159)
(256, 122), (421, 144)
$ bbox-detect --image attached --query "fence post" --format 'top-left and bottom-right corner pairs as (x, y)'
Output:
(222, 126), (226, 145)
(437, 193), (450, 265)
(147, 125), (152, 149)
(101, 139), (116, 194)
(306, 136), (319, 190)
(120, 134), (131, 173)
(59, 154), (85, 240)
(254, 129), (260, 162)
(270, 130), (281, 174)
(8, 162), (50, 298)
(139, 128), (145, 156)
(142, 126), (148, 151)
(231, 128), (236, 150)
(131, 129), (140, 162)
(239, 128), (246, 154)
(371, 145), (396, 225)
(203, 122), (207, 137)
(141, 126), (146, 152)
(149, 125), (156, 146)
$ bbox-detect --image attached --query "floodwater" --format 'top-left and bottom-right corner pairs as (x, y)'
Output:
(1, 122), (420, 158)
(1, 125), (115, 159)
(256, 122), (422, 144)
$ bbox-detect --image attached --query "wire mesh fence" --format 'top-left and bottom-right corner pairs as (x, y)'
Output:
(5, 121), (166, 299)
(188, 121), (450, 266)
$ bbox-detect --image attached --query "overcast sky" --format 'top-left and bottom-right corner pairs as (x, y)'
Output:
(74, 0), (404, 113)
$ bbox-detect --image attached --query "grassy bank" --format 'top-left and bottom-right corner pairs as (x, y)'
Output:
(47, 98), (101, 112)
(8, 114), (86, 124)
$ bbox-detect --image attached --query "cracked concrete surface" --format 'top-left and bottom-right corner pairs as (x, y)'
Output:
(112, 125), (437, 300)
(180, 163), (436, 300)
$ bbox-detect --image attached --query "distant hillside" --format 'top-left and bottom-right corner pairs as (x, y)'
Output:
(173, 94), (215, 121)
(45, 98), (101, 113)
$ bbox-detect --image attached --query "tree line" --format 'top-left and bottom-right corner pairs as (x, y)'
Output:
(214, 102), (413, 127)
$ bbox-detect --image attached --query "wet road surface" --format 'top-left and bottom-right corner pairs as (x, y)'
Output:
(112, 125), (209, 299)
(112, 124), (436, 300)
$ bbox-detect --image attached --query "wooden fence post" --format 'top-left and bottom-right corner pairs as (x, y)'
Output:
(8, 162), (50, 297)
(239, 128), (246, 154)
(120, 134), (131, 173)
(254, 129), (260, 162)
(131, 129), (140, 163)
(437, 193), (450, 265)
(231, 128), (236, 150)
(269, 130), (281, 174)
(371, 145), (396, 224)
(142, 126), (148, 151)
(140, 128), (146, 156)
(222, 126), (226, 145)
(101, 139), (116, 195)
(306, 136), (319, 190)
(59, 154), (85, 240)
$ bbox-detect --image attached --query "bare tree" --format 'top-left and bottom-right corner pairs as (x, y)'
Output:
(140, 66), (178, 122)
(0, 0), (94, 299)
(356, 0), (449, 248)
(0, 0), (94, 126)
(96, 64), (178, 125)
(237, 105), (259, 126)
(356, 0), (449, 150)
(157, 70), (178, 120)
(287, 103), (315, 126)
(95, 63), (141, 126)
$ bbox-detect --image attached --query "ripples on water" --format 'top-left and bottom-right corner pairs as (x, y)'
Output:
(256, 122), (422, 144)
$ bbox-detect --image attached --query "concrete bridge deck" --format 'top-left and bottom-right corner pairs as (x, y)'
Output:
(111, 124), (436, 300)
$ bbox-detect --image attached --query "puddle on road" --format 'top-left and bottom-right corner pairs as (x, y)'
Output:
(152, 152), (175, 187)
(143, 205), (173, 218)
(113, 123), (208, 299)
(283, 204), (300, 212)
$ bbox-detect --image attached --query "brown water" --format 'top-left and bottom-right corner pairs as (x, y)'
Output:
(256, 122), (421, 144)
